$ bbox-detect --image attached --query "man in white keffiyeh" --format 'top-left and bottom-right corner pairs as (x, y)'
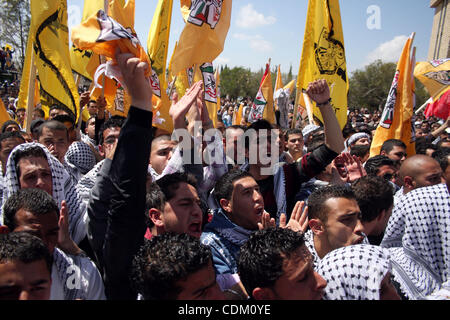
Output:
(381, 183), (450, 299)
(317, 244), (401, 300)
(1, 142), (87, 244)
(304, 185), (366, 268)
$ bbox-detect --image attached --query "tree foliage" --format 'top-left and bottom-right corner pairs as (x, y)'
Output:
(348, 59), (429, 111)
(0, 0), (31, 71)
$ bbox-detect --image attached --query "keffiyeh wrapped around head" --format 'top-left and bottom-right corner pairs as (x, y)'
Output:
(2, 142), (87, 243)
(317, 244), (392, 300)
(65, 141), (97, 176)
(346, 132), (371, 148)
(381, 184), (450, 299)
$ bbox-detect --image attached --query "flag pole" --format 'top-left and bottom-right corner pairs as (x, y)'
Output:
(302, 90), (315, 126)
(25, 53), (36, 133)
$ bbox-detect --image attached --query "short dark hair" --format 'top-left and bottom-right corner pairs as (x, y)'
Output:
(285, 128), (303, 141)
(308, 185), (356, 222)
(12, 145), (48, 179)
(37, 120), (69, 140)
(144, 183), (165, 229)
(131, 233), (212, 300)
(156, 172), (197, 202)
(98, 116), (125, 145)
(0, 232), (52, 274)
(364, 155), (395, 176)
(1, 120), (20, 133)
(432, 149), (450, 172)
(213, 169), (253, 203)
(244, 119), (274, 150)
(49, 104), (65, 113)
(0, 131), (25, 150)
(380, 139), (406, 154)
(16, 107), (26, 113)
(3, 188), (59, 231)
(351, 176), (393, 222)
(415, 139), (438, 155)
(238, 228), (305, 297)
(52, 114), (75, 127)
(33, 108), (45, 118)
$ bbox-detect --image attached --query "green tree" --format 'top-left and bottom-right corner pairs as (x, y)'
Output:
(0, 0), (31, 72)
(348, 59), (429, 111)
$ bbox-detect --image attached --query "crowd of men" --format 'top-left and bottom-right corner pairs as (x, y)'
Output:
(0, 51), (449, 301)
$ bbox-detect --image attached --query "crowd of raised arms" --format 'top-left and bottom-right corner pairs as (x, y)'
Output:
(0, 51), (449, 301)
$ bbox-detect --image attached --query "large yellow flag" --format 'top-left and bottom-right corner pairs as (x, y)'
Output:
(370, 34), (416, 158)
(30, 0), (80, 122)
(171, 0), (232, 76)
(248, 63), (275, 124)
(147, 0), (174, 133)
(16, 31), (35, 113)
(147, 0), (173, 89)
(295, 0), (348, 129)
(70, 0), (105, 80)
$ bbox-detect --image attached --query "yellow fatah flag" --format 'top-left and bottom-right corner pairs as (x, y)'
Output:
(233, 102), (244, 126)
(30, 0), (80, 122)
(295, 0), (348, 129)
(16, 32), (35, 113)
(284, 79), (296, 96)
(147, 0), (173, 89)
(414, 58), (450, 102)
(248, 63), (275, 124)
(70, 0), (106, 80)
(0, 98), (12, 127)
(370, 33), (416, 158)
(171, 0), (232, 76)
(274, 65), (283, 111)
(147, 0), (174, 133)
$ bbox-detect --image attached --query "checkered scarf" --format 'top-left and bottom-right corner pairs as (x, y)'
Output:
(381, 184), (450, 299)
(2, 142), (87, 244)
(64, 141), (96, 176)
(317, 244), (392, 300)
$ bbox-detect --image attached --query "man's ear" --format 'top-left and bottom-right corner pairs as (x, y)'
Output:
(219, 198), (232, 214)
(0, 225), (10, 234)
(309, 218), (324, 235)
(380, 150), (387, 157)
(98, 144), (105, 158)
(252, 287), (275, 300)
(149, 208), (164, 228)
(403, 176), (415, 190)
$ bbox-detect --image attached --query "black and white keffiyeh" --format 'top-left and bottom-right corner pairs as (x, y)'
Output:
(317, 244), (392, 300)
(381, 184), (450, 299)
(1, 142), (87, 244)
(76, 159), (106, 207)
(65, 141), (96, 175)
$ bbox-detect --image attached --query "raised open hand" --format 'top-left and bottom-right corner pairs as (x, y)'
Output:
(169, 80), (203, 129)
(279, 201), (309, 233)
